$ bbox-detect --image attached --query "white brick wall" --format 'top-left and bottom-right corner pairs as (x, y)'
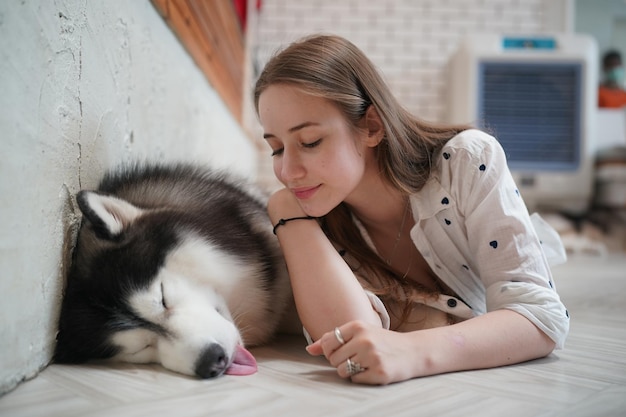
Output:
(249, 0), (571, 187)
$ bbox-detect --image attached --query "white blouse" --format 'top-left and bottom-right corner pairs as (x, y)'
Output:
(352, 129), (570, 349)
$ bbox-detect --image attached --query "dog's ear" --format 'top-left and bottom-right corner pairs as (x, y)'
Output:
(76, 191), (143, 240)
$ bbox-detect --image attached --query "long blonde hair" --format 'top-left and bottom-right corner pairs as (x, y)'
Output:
(254, 35), (471, 321)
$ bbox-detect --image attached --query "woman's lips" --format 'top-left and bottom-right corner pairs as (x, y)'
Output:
(292, 185), (320, 200)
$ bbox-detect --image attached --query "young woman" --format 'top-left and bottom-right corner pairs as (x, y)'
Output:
(254, 34), (569, 385)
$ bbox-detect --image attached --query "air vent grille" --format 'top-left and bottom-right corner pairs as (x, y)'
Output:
(478, 62), (582, 171)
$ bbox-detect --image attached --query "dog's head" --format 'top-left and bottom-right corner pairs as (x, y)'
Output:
(55, 191), (257, 378)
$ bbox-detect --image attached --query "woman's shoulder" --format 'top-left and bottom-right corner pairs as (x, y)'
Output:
(443, 128), (499, 155)
(432, 128), (508, 184)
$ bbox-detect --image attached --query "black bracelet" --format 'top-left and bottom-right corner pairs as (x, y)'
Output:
(272, 216), (317, 235)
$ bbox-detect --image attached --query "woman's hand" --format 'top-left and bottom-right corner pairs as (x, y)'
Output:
(267, 187), (307, 223)
(306, 310), (557, 385)
(306, 320), (422, 385)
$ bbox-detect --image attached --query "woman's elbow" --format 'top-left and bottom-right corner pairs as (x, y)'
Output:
(532, 326), (557, 359)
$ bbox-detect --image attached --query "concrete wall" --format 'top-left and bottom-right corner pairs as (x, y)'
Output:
(0, 0), (256, 394)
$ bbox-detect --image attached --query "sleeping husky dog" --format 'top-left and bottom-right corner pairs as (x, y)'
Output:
(54, 163), (293, 378)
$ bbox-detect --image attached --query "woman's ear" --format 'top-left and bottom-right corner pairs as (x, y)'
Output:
(362, 105), (385, 147)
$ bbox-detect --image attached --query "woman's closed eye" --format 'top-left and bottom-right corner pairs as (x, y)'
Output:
(302, 138), (322, 149)
(270, 139), (322, 157)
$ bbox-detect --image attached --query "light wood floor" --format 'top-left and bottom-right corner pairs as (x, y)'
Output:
(1, 254), (625, 417)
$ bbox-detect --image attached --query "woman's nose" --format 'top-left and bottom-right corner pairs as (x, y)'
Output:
(277, 148), (305, 182)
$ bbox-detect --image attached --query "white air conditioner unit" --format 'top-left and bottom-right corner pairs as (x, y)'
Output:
(446, 34), (597, 214)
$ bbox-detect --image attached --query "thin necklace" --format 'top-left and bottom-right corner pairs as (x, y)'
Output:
(400, 255), (413, 280)
(386, 198), (410, 265)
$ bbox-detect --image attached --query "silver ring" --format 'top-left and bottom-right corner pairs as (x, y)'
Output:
(346, 358), (365, 376)
(334, 327), (346, 345)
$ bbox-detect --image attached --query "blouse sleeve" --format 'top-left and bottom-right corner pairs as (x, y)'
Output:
(445, 130), (570, 348)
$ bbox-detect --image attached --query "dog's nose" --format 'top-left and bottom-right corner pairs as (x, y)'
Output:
(194, 343), (228, 378)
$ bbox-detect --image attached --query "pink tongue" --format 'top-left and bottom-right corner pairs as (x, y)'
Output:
(225, 345), (257, 376)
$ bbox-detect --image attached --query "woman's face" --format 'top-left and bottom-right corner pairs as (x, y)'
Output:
(258, 84), (379, 216)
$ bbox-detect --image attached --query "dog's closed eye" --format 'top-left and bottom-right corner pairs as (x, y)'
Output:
(160, 282), (168, 310)
(135, 343), (153, 354)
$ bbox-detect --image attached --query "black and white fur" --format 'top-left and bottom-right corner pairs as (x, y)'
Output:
(54, 163), (293, 378)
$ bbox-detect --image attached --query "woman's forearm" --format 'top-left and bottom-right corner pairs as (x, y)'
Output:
(408, 309), (556, 377)
(268, 192), (381, 340)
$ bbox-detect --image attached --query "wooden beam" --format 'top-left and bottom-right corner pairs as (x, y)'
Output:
(151, 0), (244, 122)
